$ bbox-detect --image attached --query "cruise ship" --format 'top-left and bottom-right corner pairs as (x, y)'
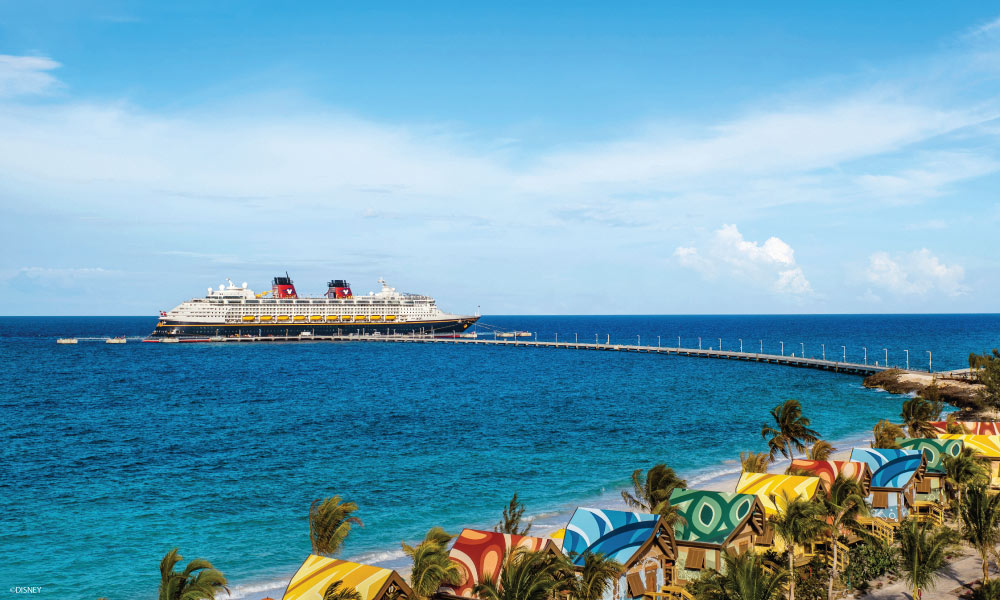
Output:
(150, 275), (478, 338)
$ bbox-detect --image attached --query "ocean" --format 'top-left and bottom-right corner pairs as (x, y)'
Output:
(2, 314), (998, 600)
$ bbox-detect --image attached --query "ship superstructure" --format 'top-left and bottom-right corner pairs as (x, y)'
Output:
(151, 275), (478, 338)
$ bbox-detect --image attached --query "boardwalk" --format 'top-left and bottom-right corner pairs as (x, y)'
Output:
(141, 333), (904, 376)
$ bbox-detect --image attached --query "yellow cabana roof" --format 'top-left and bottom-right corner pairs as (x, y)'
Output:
(549, 528), (566, 540)
(735, 472), (821, 516)
(938, 434), (1000, 458)
(282, 555), (411, 600)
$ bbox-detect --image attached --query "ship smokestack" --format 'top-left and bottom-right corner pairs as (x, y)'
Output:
(326, 279), (352, 299)
(272, 272), (298, 299)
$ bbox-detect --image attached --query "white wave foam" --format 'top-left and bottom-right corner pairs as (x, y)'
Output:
(350, 548), (407, 565)
(227, 578), (289, 599)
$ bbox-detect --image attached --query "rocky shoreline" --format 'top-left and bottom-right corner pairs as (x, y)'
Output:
(862, 369), (989, 415)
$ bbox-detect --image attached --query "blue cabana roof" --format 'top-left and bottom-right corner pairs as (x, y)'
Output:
(562, 507), (661, 566)
(849, 448), (925, 490)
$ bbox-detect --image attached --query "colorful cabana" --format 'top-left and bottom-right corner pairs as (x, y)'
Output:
(668, 489), (766, 585)
(930, 421), (1000, 435)
(849, 448), (926, 521)
(896, 438), (963, 503)
(734, 472), (821, 516)
(562, 507), (677, 600)
(937, 434), (1000, 488)
(282, 556), (413, 600)
(788, 459), (872, 496)
(437, 529), (560, 600)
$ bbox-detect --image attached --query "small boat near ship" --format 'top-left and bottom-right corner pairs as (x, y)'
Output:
(56, 338), (78, 344)
(105, 336), (127, 344)
(496, 331), (532, 338)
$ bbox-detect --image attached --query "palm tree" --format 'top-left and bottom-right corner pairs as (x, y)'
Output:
(943, 448), (989, 510)
(821, 476), (869, 600)
(972, 579), (1000, 600)
(807, 440), (835, 461)
(621, 464), (688, 525)
(871, 420), (904, 449)
(741, 451), (770, 474)
(495, 493), (532, 535)
(324, 581), (363, 600)
(760, 399), (820, 463)
(309, 496), (362, 557)
(403, 527), (463, 600)
(571, 552), (623, 600)
(900, 396), (942, 438)
(472, 547), (568, 600)
(960, 485), (1000, 584)
(158, 548), (228, 600)
(770, 496), (825, 600)
(701, 550), (789, 600)
(896, 519), (958, 600)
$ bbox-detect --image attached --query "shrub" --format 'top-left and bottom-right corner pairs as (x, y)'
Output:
(842, 540), (895, 591)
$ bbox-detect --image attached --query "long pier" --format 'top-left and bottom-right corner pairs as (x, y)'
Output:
(138, 333), (901, 376)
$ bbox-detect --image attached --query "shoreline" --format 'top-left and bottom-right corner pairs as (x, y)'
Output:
(224, 428), (879, 600)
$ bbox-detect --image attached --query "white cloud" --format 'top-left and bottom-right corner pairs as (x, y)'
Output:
(865, 249), (967, 297)
(674, 225), (814, 295)
(0, 55), (61, 98)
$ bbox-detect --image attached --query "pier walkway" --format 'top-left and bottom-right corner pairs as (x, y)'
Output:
(140, 333), (901, 376)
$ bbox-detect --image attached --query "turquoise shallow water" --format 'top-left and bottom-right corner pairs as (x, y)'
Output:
(1, 314), (998, 600)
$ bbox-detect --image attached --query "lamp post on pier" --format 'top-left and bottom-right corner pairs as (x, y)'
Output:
(678, 336), (681, 349)
(637, 335), (640, 346)
(883, 348), (889, 367)
(821, 344), (825, 360)
(595, 333), (598, 345)
(759, 340), (763, 353)
(658, 336), (661, 348)
(863, 346), (867, 364)
(699, 337), (702, 350)
(904, 349), (910, 370)
(555, 333), (558, 343)
(800, 342), (805, 357)
(718, 338), (722, 351)
(780, 341), (784, 356)
(739, 339), (743, 352)
(841, 346), (846, 362)
(575, 333), (578, 343)
(927, 350), (932, 373)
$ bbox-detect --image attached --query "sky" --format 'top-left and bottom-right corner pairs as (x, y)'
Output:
(2, 2), (1000, 315)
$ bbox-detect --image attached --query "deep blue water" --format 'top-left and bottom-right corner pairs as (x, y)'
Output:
(2, 314), (998, 600)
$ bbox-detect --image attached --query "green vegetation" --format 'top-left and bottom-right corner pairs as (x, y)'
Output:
(323, 580), (363, 600)
(895, 519), (959, 600)
(157, 548), (228, 600)
(740, 451), (770, 474)
(971, 349), (1000, 410)
(959, 485), (1000, 584)
(689, 551), (788, 600)
(821, 476), (868, 600)
(620, 463), (688, 525)
(495, 492), (532, 535)
(841, 539), (895, 593)
(944, 448), (990, 510)
(472, 548), (569, 600)
(761, 399), (820, 462)
(871, 419), (904, 449)
(900, 395), (944, 438)
(403, 527), (463, 600)
(570, 552), (623, 600)
(309, 496), (362, 557)
(805, 440), (834, 461)
(770, 496), (825, 600)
